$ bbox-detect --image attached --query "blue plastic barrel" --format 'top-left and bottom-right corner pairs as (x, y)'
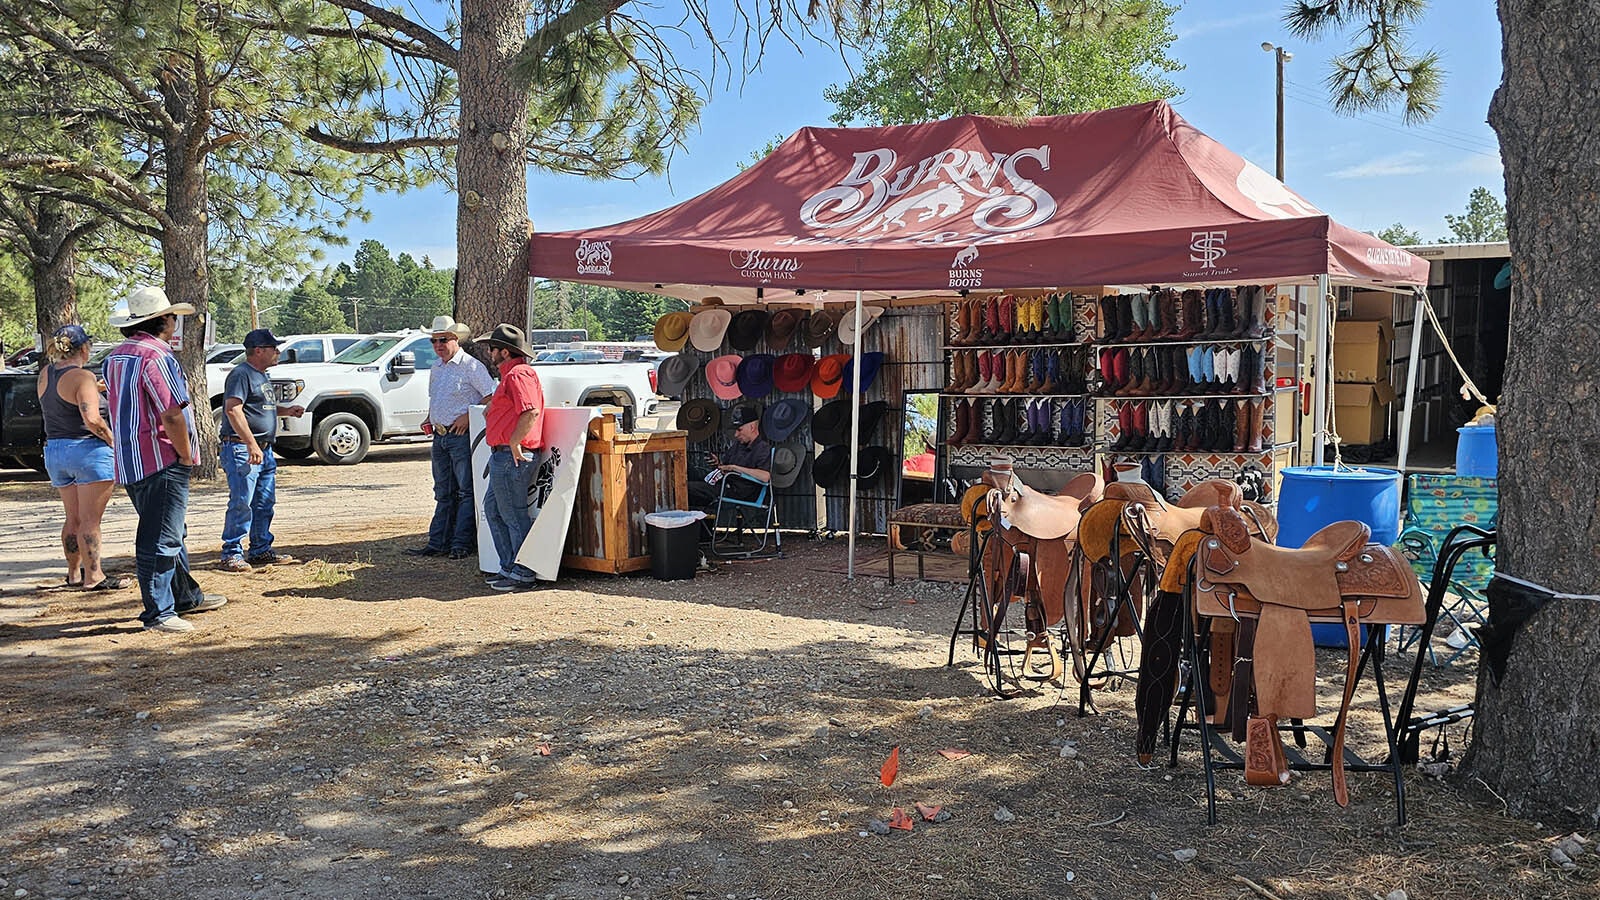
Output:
(1276, 465), (1402, 647)
(1456, 423), (1499, 478)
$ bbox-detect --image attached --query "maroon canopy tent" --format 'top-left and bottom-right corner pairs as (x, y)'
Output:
(528, 100), (1428, 302)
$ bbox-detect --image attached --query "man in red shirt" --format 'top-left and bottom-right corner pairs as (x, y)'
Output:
(479, 324), (545, 591)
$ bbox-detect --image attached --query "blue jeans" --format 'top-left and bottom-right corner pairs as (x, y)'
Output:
(425, 432), (476, 552)
(482, 448), (538, 583)
(219, 442), (277, 561)
(124, 463), (205, 625)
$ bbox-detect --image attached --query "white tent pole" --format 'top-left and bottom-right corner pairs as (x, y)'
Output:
(1312, 274), (1331, 466)
(1396, 290), (1427, 475)
(847, 291), (864, 579)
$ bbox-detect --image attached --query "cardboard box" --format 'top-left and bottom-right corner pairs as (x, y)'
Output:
(1332, 318), (1394, 384)
(1347, 290), (1396, 321)
(1334, 381), (1396, 445)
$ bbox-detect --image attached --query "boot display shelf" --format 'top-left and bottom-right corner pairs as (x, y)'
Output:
(943, 341), (1089, 350)
(941, 391), (1093, 399)
(1093, 337), (1268, 348)
(1097, 392), (1272, 400)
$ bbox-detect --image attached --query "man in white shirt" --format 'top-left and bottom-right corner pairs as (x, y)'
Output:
(406, 316), (496, 559)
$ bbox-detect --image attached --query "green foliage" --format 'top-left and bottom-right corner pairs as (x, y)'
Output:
(0, 247), (30, 351)
(1283, 0), (1443, 124)
(1375, 222), (1424, 246)
(529, 280), (613, 339)
(1444, 187), (1508, 244)
(826, 0), (1182, 125)
(278, 276), (350, 335)
(602, 290), (670, 342)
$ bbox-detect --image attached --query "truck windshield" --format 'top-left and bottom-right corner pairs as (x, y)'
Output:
(331, 337), (401, 364)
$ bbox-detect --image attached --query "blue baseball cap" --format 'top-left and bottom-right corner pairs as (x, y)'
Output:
(51, 324), (92, 350)
(243, 328), (285, 349)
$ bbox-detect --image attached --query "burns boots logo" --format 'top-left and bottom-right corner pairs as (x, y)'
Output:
(949, 244), (983, 289)
(575, 239), (613, 276)
(1183, 230), (1238, 278)
(730, 249), (801, 282)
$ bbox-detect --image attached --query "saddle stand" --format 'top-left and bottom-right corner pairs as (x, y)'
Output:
(1168, 545), (1413, 825)
(1070, 517), (1153, 717)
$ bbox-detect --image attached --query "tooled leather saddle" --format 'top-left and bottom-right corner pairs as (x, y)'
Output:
(1189, 506), (1424, 805)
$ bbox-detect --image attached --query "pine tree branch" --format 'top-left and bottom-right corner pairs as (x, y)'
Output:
(314, 0), (459, 68)
(0, 154), (172, 232)
(302, 126), (455, 154)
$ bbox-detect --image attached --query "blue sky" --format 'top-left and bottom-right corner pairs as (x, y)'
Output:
(336, 1), (1503, 270)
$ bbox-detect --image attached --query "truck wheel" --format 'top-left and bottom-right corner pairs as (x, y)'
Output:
(313, 412), (370, 465)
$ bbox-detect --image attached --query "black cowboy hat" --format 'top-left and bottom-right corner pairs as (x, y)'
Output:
(812, 445), (891, 490)
(655, 352), (699, 397)
(481, 324), (536, 358)
(676, 398), (721, 443)
(805, 308), (841, 348)
(811, 445), (850, 490)
(854, 445), (893, 489)
(727, 309), (770, 351)
(812, 398), (885, 447)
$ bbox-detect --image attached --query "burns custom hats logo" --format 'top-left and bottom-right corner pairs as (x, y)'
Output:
(729, 249), (801, 282)
(575, 239), (613, 276)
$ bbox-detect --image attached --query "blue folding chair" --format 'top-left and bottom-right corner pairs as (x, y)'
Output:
(709, 449), (781, 559)
(1394, 474), (1498, 667)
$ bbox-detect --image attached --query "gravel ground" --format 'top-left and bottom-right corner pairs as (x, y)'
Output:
(0, 449), (1592, 899)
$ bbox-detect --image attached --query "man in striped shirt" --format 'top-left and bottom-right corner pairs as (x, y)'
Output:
(104, 287), (227, 633)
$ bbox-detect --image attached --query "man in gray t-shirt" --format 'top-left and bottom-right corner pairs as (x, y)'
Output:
(218, 329), (305, 572)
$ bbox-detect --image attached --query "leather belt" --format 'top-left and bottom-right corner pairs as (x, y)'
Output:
(222, 435), (272, 448)
(489, 444), (509, 452)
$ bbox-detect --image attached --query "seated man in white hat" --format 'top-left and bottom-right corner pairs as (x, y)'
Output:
(406, 315), (496, 560)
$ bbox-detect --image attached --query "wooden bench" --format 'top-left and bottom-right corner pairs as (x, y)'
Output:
(887, 503), (968, 584)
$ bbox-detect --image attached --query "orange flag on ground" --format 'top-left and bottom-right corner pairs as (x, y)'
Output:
(880, 745), (901, 787)
(936, 748), (971, 761)
(916, 802), (943, 821)
(887, 807), (915, 831)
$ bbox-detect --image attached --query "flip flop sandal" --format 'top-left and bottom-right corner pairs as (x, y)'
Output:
(88, 576), (130, 591)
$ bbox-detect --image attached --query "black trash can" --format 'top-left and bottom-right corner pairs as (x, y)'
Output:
(645, 511), (702, 581)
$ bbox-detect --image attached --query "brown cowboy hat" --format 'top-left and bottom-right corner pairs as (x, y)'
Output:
(480, 324), (535, 358)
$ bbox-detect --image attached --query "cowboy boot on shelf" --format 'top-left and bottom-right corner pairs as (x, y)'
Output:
(977, 297), (996, 344)
(1220, 287), (1239, 338)
(1209, 399), (1231, 451)
(1202, 345), (1221, 393)
(1233, 287), (1253, 341)
(962, 399), (981, 446)
(1151, 345), (1171, 395)
(1146, 290), (1164, 340)
(1175, 290), (1198, 340)
(1138, 347), (1160, 395)
(947, 301), (965, 346)
(978, 399), (997, 443)
(981, 350), (1004, 393)
(1109, 402), (1131, 451)
(1161, 289), (1181, 339)
(1217, 346), (1238, 394)
(1233, 397), (1250, 452)
(944, 351), (965, 393)
(1014, 400), (1034, 445)
(1006, 294), (1023, 343)
(964, 299), (983, 345)
(1246, 345), (1268, 394)
(1120, 349), (1142, 397)
(1014, 297), (1032, 343)
(1031, 296), (1048, 342)
(1170, 345), (1189, 394)
(1184, 346), (1202, 395)
(1035, 400), (1055, 446)
(1044, 294), (1061, 341)
(1007, 350), (1028, 394)
(1040, 349), (1060, 393)
(1245, 286), (1270, 339)
(948, 400), (969, 446)
(1097, 295), (1116, 342)
(1192, 400), (1211, 451)
(1023, 350), (1042, 393)
(1002, 399), (1023, 445)
(1126, 292), (1149, 341)
(1133, 401), (1153, 451)
(1248, 397), (1266, 452)
(1115, 293), (1135, 341)
(1150, 400), (1169, 451)
(1055, 401), (1072, 448)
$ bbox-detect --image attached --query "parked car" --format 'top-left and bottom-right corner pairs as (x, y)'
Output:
(268, 332), (659, 465)
(0, 343), (115, 471)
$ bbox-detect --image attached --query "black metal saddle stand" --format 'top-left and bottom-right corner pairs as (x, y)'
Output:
(1073, 516), (1151, 717)
(1393, 524), (1495, 765)
(1167, 555), (1409, 825)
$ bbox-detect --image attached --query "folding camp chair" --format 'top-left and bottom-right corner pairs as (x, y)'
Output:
(709, 449), (781, 559)
(1393, 474), (1498, 667)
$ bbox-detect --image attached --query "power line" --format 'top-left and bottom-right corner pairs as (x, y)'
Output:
(1280, 81), (1500, 156)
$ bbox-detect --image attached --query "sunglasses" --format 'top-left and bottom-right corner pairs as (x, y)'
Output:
(430, 337), (455, 345)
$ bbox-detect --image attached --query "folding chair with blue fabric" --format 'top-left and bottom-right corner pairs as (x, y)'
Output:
(709, 448), (781, 559)
(1393, 474), (1498, 667)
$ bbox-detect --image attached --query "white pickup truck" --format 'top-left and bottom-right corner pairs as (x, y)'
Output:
(268, 330), (658, 464)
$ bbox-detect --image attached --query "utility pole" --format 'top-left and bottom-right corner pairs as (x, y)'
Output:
(248, 282), (259, 330)
(351, 296), (360, 332)
(1262, 42), (1293, 181)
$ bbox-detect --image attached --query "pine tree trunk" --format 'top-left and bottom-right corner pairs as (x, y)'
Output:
(163, 136), (218, 481)
(454, 0), (531, 335)
(31, 198), (78, 336)
(1461, 1), (1600, 827)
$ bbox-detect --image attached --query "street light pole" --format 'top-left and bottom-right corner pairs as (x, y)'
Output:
(1262, 42), (1293, 181)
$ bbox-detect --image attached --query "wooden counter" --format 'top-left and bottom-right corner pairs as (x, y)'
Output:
(562, 415), (689, 574)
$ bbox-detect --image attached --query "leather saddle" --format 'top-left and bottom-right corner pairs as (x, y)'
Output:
(975, 467), (1104, 684)
(1190, 506), (1424, 805)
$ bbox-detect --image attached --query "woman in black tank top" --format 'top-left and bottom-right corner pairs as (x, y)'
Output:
(37, 325), (125, 591)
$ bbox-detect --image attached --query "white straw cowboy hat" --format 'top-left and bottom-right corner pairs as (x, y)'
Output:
(688, 307), (733, 352)
(425, 315), (471, 340)
(109, 286), (195, 327)
(836, 305), (885, 345)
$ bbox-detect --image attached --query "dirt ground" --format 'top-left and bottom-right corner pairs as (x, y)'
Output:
(0, 447), (1593, 899)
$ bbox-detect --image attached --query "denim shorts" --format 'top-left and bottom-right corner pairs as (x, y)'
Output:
(44, 436), (115, 487)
